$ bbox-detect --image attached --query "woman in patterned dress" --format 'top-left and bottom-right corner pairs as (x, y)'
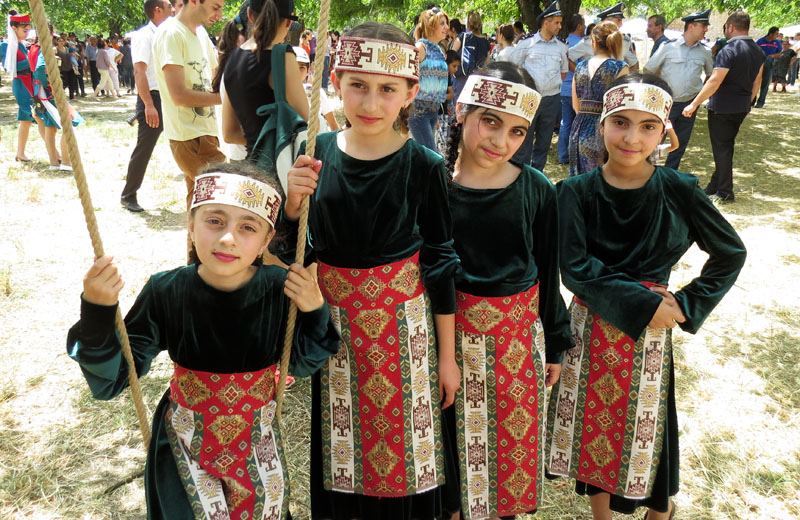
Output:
(569, 21), (628, 177)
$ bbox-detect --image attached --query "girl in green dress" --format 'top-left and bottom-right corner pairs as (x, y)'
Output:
(547, 74), (746, 520)
(69, 162), (340, 519)
(442, 61), (573, 519)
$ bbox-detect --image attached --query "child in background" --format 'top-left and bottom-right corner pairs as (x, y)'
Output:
(547, 74), (746, 520)
(68, 162), (340, 519)
(293, 45), (339, 132)
(435, 49), (460, 154)
(285, 21), (461, 520)
(442, 61), (572, 519)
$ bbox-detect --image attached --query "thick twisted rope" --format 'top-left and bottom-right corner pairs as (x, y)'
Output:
(28, 0), (151, 447)
(275, 0), (332, 420)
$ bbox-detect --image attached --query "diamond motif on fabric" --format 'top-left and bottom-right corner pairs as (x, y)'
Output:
(173, 406), (194, 434)
(388, 262), (420, 296)
(338, 39), (365, 67)
(218, 381), (246, 408)
(464, 300), (505, 333)
(322, 269), (356, 303)
(595, 409), (615, 432)
(233, 181), (264, 209)
(222, 476), (252, 510)
(333, 439), (353, 465)
(405, 297), (426, 323)
(502, 466), (534, 500)
(247, 372), (274, 403)
(358, 275), (387, 301)
(369, 414), (393, 436)
(197, 473), (221, 499)
(591, 373), (625, 407)
(596, 318), (625, 345)
(506, 378), (527, 404)
(586, 433), (617, 468)
(599, 346), (623, 370)
(353, 309), (392, 340)
(501, 405), (534, 442)
(509, 300), (526, 324)
(365, 344), (389, 369)
(377, 43), (405, 74)
(508, 444), (529, 466)
(210, 448), (238, 474)
(366, 438), (401, 478)
(500, 338), (527, 376)
(363, 372), (398, 409)
(266, 473), (283, 503)
(471, 79), (517, 108)
(177, 371), (212, 407)
(208, 415), (248, 446)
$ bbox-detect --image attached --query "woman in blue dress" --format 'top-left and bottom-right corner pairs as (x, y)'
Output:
(569, 21), (628, 176)
(1, 11), (45, 162)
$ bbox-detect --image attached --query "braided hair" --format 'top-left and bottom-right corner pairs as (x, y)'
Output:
(443, 61), (536, 179)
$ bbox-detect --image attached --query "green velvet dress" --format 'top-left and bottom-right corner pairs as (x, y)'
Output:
(67, 264), (340, 520)
(446, 164), (574, 518)
(289, 132), (461, 519)
(555, 166), (746, 513)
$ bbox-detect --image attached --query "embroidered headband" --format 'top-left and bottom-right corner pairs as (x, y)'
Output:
(600, 83), (673, 126)
(191, 173), (282, 229)
(457, 75), (542, 123)
(334, 36), (420, 81)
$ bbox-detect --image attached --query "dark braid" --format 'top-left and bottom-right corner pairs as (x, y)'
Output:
(443, 121), (462, 179)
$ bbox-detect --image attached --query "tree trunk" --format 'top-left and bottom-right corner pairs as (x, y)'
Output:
(558, 0), (583, 39)
(517, 0), (583, 36)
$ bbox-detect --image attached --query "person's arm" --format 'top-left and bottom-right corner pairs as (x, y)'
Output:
(450, 33), (462, 52)
(751, 64), (764, 102)
(416, 40), (427, 63)
(324, 111), (339, 130)
(221, 80), (247, 145)
(281, 51), (310, 121)
(665, 122), (679, 152)
(571, 76), (579, 113)
(643, 43), (665, 75)
(682, 67), (728, 117)
(162, 64), (221, 107)
(133, 62), (159, 128)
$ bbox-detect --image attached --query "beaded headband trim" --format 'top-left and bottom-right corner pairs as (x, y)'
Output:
(601, 83), (673, 126)
(334, 36), (420, 81)
(191, 173), (282, 228)
(457, 75), (542, 123)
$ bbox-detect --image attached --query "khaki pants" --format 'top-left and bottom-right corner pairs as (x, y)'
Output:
(169, 135), (226, 209)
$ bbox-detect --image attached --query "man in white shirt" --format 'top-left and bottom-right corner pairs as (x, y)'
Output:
(154, 0), (225, 208)
(511, 0), (567, 171)
(569, 2), (639, 72)
(121, 0), (175, 212)
(645, 9), (713, 170)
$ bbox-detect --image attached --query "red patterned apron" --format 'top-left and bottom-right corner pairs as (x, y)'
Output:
(165, 364), (290, 520)
(546, 284), (671, 499)
(317, 252), (444, 496)
(454, 284), (547, 519)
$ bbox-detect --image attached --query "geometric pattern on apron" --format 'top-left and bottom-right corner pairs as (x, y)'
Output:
(546, 293), (671, 499)
(454, 284), (547, 519)
(317, 252), (444, 497)
(165, 364), (289, 520)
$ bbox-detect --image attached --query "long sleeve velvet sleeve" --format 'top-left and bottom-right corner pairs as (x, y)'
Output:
(531, 181), (573, 362)
(289, 302), (340, 377)
(557, 178), (663, 339)
(673, 186), (746, 333)
(419, 160), (459, 315)
(66, 279), (164, 401)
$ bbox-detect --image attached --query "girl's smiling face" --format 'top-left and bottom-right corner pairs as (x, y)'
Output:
(601, 109), (664, 169)
(189, 204), (272, 291)
(458, 105), (529, 170)
(334, 71), (419, 138)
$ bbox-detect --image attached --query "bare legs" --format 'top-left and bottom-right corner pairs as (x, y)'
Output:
(16, 120), (32, 160)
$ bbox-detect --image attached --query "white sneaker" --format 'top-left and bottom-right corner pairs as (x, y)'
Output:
(59, 164), (73, 172)
(49, 165), (60, 171)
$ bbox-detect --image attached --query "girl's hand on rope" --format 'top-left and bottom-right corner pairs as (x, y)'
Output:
(284, 262), (324, 312)
(285, 155), (322, 220)
(545, 363), (562, 387)
(647, 286), (686, 329)
(83, 255), (124, 306)
(438, 355), (461, 409)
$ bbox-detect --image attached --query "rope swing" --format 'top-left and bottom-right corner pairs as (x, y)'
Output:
(274, 0), (332, 419)
(27, 0), (152, 447)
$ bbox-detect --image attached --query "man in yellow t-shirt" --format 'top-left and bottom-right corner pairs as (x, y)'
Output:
(154, 0), (226, 207)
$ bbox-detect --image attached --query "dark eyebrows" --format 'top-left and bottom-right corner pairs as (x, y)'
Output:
(203, 208), (263, 225)
(347, 74), (401, 87)
(609, 114), (661, 124)
(481, 109), (530, 130)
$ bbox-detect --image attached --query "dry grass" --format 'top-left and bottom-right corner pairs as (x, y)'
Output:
(1, 76), (799, 520)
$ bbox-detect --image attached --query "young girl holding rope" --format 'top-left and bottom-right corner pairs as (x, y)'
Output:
(68, 162), (339, 520)
(285, 21), (461, 520)
(441, 61), (573, 519)
(546, 73), (746, 520)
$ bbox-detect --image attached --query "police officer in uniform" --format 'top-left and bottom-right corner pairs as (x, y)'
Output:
(569, 2), (639, 72)
(644, 9), (713, 170)
(510, 0), (568, 171)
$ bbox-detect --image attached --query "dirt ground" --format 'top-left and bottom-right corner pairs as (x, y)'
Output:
(1, 78), (798, 519)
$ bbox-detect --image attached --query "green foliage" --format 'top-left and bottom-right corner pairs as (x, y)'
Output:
(581, 0), (800, 30)
(1, 0), (146, 36)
